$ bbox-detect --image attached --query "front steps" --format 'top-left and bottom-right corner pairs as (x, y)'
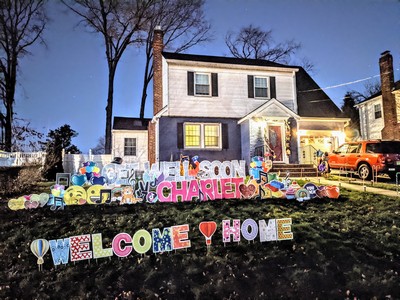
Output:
(271, 163), (318, 178)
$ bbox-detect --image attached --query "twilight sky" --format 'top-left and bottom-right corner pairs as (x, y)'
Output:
(15, 0), (400, 152)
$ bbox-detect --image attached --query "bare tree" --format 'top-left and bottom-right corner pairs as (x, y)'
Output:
(91, 135), (105, 154)
(11, 118), (44, 151)
(62, 0), (154, 154)
(0, 0), (47, 152)
(138, 0), (211, 119)
(225, 25), (300, 63)
(347, 79), (381, 103)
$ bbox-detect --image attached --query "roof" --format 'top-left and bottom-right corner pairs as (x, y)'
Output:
(113, 117), (151, 130)
(295, 68), (344, 118)
(162, 52), (299, 69)
(355, 80), (400, 106)
(163, 52), (344, 119)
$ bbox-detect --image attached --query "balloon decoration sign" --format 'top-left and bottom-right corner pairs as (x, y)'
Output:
(31, 217), (293, 269)
(30, 239), (50, 271)
(7, 157), (340, 211)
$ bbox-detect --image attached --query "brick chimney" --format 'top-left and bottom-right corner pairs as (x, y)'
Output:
(380, 50), (400, 140)
(148, 27), (164, 164)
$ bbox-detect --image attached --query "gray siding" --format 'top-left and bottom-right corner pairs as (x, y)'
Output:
(158, 117), (242, 162)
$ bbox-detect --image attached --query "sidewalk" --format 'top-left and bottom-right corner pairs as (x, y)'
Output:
(309, 177), (400, 198)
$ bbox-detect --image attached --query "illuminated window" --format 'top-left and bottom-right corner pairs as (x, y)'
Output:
(254, 77), (268, 98)
(184, 124), (201, 147)
(124, 138), (136, 156)
(184, 123), (221, 149)
(195, 73), (210, 95)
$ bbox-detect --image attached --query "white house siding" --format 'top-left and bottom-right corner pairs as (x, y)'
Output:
(165, 61), (297, 118)
(249, 119), (267, 154)
(358, 97), (384, 140)
(112, 130), (148, 165)
(240, 120), (250, 166)
(162, 57), (169, 108)
(396, 91), (400, 123)
(276, 76), (296, 111)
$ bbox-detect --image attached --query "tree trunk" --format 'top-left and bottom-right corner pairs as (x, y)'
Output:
(105, 66), (116, 154)
(4, 108), (12, 152)
(4, 57), (17, 152)
(139, 54), (152, 120)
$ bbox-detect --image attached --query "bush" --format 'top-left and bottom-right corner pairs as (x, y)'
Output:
(0, 166), (43, 198)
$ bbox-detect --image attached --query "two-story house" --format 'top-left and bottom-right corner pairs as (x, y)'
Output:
(355, 51), (400, 140)
(148, 29), (348, 167)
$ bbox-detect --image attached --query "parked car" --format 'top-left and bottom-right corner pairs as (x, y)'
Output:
(328, 140), (400, 180)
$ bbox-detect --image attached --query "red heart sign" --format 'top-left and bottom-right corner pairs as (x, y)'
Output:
(239, 183), (256, 199)
(199, 221), (217, 246)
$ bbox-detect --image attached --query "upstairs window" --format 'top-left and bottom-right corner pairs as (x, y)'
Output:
(254, 77), (268, 98)
(195, 73), (210, 96)
(124, 138), (136, 156)
(248, 75), (276, 99)
(374, 104), (382, 119)
(187, 72), (218, 97)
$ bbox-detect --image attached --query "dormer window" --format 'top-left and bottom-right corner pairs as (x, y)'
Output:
(254, 77), (268, 98)
(195, 73), (210, 95)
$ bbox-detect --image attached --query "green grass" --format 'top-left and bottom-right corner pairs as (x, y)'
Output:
(1, 187), (400, 299)
(326, 173), (400, 191)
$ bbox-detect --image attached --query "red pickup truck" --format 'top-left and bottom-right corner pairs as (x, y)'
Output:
(328, 140), (400, 180)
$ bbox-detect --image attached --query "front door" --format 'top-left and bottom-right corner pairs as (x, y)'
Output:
(268, 125), (284, 162)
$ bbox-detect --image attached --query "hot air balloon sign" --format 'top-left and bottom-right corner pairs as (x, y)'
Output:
(199, 221), (217, 254)
(30, 239), (50, 271)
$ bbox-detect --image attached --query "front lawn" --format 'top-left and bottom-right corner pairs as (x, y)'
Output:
(0, 188), (399, 299)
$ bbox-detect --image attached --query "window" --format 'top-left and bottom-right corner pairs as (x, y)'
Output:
(195, 73), (210, 96)
(254, 77), (268, 98)
(374, 104), (382, 119)
(185, 124), (201, 147)
(124, 138), (136, 156)
(184, 123), (221, 149)
(366, 143), (379, 153)
(248, 75), (275, 99)
(336, 143), (349, 154)
(348, 144), (361, 153)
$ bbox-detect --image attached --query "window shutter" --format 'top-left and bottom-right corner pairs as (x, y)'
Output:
(211, 73), (218, 97)
(270, 76), (276, 99)
(222, 123), (229, 149)
(187, 72), (194, 96)
(177, 123), (184, 149)
(248, 75), (254, 98)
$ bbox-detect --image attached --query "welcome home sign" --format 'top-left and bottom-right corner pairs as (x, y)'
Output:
(31, 218), (293, 269)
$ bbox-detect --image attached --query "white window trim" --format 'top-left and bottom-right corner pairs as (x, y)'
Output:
(254, 76), (270, 99)
(184, 122), (222, 150)
(374, 103), (382, 119)
(194, 72), (211, 96)
(124, 138), (137, 156)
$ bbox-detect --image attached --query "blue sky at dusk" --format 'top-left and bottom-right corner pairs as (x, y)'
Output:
(15, 0), (400, 152)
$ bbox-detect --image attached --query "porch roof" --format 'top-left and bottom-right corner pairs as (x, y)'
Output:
(298, 117), (350, 131)
(238, 98), (300, 124)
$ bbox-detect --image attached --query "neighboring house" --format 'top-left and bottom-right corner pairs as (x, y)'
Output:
(355, 51), (400, 140)
(148, 29), (349, 166)
(112, 117), (151, 165)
